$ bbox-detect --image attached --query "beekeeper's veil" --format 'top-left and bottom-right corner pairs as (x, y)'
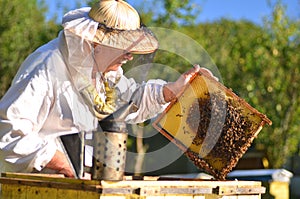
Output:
(61, 0), (159, 115)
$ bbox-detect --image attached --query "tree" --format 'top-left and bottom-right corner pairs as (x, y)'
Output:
(138, 0), (200, 28)
(0, 0), (59, 98)
(185, 2), (300, 168)
(254, 3), (300, 168)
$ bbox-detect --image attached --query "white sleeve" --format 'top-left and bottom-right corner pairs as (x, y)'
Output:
(0, 65), (56, 172)
(116, 76), (168, 124)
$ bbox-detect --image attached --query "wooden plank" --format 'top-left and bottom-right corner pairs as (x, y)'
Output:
(1, 177), (263, 195)
(0, 184), (12, 198)
(98, 196), (130, 199)
(0, 173), (265, 198)
(101, 180), (262, 188)
(160, 187), (212, 195)
(78, 190), (99, 199)
(1, 173), (262, 190)
(139, 187), (212, 196)
(26, 186), (57, 199)
(144, 196), (165, 199)
(213, 185), (265, 195)
(193, 196), (206, 199)
(56, 189), (78, 199)
(192, 196), (206, 199)
(0, 177), (101, 192)
(164, 196), (194, 199)
(1, 172), (99, 185)
(221, 196), (262, 199)
(101, 187), (137, 194)
(15, 185), (27, 199)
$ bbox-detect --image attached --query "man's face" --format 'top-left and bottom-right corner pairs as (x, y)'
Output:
(93, 44), (133, 73)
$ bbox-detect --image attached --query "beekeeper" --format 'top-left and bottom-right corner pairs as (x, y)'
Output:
(0, 0), (204, 177)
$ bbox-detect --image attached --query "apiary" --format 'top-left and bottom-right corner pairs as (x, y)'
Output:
(0, 72), (271, 199)
(153, 71), (272, 180)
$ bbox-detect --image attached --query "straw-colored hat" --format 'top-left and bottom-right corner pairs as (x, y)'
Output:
(88, 0), (158, 54)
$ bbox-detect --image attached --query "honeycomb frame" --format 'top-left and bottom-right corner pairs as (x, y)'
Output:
(152, 71), (272, 180)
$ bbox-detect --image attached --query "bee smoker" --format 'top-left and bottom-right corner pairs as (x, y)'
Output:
(91, 101), (136, 181)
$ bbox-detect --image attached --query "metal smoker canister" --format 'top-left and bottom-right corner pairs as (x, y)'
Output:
(91, 102), (134, 181)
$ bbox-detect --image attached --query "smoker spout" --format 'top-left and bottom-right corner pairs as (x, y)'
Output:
(98, 101), (137, 132)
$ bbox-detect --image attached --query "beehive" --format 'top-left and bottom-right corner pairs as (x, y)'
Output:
(153, 71), (272, 180)
(0, 173), (266, 199)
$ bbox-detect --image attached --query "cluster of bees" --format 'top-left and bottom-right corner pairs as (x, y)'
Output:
(184, 92), (257, 180)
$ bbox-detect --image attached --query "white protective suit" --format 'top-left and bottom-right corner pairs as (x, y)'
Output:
(0, 7), (167, 174)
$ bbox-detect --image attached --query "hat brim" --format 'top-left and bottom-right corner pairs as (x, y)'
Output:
(93, 26), (159, 55)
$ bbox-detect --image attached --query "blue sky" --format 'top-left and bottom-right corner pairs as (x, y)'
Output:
(196, 0), (299, 23)
(45, 0), (299, 25)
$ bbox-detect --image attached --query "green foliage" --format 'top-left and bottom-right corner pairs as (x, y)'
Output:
(148, 0), (199, 28)
(0, 0), (60, 98)
(139, 0), (300, 168)
(86, 0), (98, 7)
(255, 3), (300, 168)
(123, 0), (300, 168)
(181, 4), (300, 168)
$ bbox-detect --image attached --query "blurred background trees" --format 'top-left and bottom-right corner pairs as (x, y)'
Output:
(183, 3), (300, 168)
(0, 0), (299, 170)
(0, 0), (60, 97)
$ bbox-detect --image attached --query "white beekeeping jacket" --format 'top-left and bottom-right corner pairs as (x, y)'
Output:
(0, 7), (167, 174)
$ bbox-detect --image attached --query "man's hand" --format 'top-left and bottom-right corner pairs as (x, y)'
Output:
(163, 65), (217, 102)
(45, 150), (75, 178)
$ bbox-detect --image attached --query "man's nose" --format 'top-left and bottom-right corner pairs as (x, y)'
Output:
(124, 53), (133, 60)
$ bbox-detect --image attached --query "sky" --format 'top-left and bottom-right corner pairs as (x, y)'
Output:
(196, 0), (299, 24)
(45, 0), (299, 25)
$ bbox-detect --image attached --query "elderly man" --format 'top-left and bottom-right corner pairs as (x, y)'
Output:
(0, 0), (210, 177)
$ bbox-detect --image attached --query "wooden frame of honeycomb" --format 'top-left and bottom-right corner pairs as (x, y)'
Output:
(153, 71), (272, 180)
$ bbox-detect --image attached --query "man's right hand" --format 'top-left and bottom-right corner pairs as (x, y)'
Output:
(162, 65), (219, 103)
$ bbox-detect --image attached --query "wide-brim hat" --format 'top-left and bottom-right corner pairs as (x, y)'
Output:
(62, 0), (158, 54)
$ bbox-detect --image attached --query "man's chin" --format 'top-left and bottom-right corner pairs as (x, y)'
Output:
(105, 64), (122, 72)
